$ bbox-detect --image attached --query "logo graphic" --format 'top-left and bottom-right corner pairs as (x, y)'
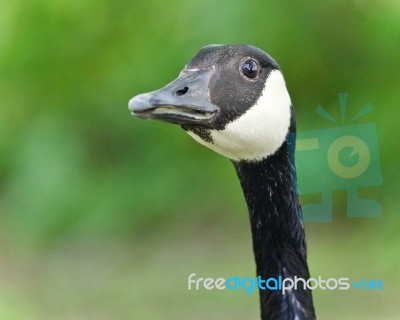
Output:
(295, 93), (382, 222)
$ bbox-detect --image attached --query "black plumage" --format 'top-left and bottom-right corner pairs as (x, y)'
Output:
(234, 138), (315, 319)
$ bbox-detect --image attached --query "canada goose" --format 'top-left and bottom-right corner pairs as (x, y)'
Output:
(128, 44), (315, 320)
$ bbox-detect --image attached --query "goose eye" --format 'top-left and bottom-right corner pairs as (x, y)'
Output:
(241, 59), (260, 79)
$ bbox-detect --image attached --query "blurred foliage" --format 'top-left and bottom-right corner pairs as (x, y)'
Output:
(0, 0), (399, 319)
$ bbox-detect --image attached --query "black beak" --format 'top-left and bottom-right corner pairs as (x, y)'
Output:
(128, 69), (218, 125)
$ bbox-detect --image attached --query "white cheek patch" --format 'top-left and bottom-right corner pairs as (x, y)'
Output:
(186, 70), (291, 161)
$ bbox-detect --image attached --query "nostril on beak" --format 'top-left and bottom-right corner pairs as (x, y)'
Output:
(176, 87), (189, 96)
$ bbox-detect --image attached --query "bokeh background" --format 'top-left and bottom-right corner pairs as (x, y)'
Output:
(1, 0), (399, 319)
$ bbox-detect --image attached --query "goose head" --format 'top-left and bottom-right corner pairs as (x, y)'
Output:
(129, 44), (292, 162)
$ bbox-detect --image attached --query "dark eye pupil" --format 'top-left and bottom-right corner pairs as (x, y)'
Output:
(241, 59), (259, 79)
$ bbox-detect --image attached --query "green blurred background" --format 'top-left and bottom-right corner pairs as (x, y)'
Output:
(0, 0), (399, 319)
